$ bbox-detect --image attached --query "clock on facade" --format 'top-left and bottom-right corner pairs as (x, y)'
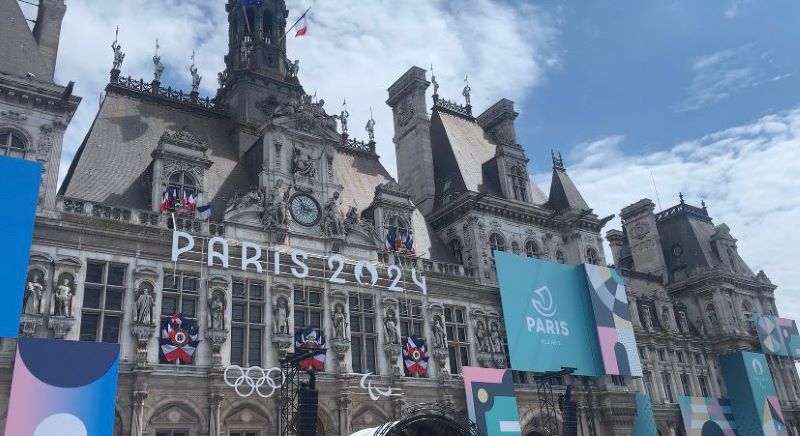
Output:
(672, 244), (684, 258)
(289, 194), (321, 227)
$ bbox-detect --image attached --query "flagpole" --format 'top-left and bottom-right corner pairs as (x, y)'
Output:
(281, 6), (311, 42)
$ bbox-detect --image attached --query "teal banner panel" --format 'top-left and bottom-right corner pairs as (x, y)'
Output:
(753, 314), (800, 358)
(719, 351), (788, 435)
(632, 393), (658, 436)
(463, 367), (521, 436)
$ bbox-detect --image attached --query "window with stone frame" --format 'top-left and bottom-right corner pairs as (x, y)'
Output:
(350, 294), (377, 374)
(165, 171), (197, 212)
(643, 371), (654, 399)
(449, 238), (464, 265)
(231, 279), (266, 367)
(399, 300), (424, 343)
(680, 373), (692, 396)
(161, 271), (200, 320)
(586, 247), (599, 265)
(662, 373), (675, 403)
(444, 305), (470, 376)
(156, 431), (189, 436)
(294, 287), (323, 333)
(525, 240), (539, 258)
(509, 166), (527, 202)
(611, 375), (626, 386)
(489, 233), (506, 254)
(80, 261), (126, 343)
(0, 129), (26, 159)
(385, 215), (411, 253)
(694, 353), (703, 365)
(698, 375), (710, 397)
(230, 432), (259, 436)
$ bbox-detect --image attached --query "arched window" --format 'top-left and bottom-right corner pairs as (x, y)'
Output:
(0, 129), (27, 159)
(385, 215), (412, 253)
(449, 239), (463, 265)
(509, 166), (528, 202)
(166, 172), (197, 213)
(555, 250), (566, 264)
(586, 248), (599, 265)
(525, 240), (539, 258)
(489, 233), (506, 254)
(263, 10), (274, 43)
(511, 241), (520, 254)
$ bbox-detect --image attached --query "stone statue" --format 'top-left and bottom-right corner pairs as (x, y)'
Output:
(209, 292), (226, 330)
(489, 322), (503, 353)
(332, 304), (347, 339)
(263, 180), (290, 227)
(153, 39), (164, 82)
(54, 277), (73, 317)
(661, 305), (672, 331)
(242, 186), (263, 207)
(135, 285), (155, 325)
(190, 60), (202, 93)
(288, 59), (300, 78)
(365, 116), (376, 142)
(432, 314), (448, 349)
(696, 316), (707, 336)
(707, 304), (718, 328)
(23, 273), (44, 315)
(336, 104), (350, 134)
(462, 76), (471, 106)
(384, 309), (399, 345)
(111, 28), (125, 70)
(323, 192), (344, 236)
(343, 206), (359, 233)
(431, 65), (439, 96)
(274, 299), (290, 335)
(641, 304), (653, 329)
(291, 147), (318, 177)
(217, 71), (228, 88)
(475, 320), (490, 353)
(678, 311), (689, 333)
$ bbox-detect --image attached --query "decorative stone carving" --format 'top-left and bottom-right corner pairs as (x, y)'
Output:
(678, 311), (690, 333)
(19, 313), (44, 337)
(641, 303), (653, 330)
(111, 30), (125, 70)
(52, 273), (75, 318)
(291, 146), (318, 177)
(272, 285), (294, 356)
(0, 110), (28, 122)
(475, 319), (490, 353)
(160, 127), (208, 150)
(431, 348), (450, 378)
(226, 185), (263, 214)
(331, 338), (351, 368)
(322, 192), (345, 237)
(134, 281), (156, 325)
(432, 313), (448, 349)
(262, 179), (290, 228)
(189, 54), (202, 93)
(287, 59), (300, 78)
(332, 303), (348, 340)
(37, 124), (55, 161)
(47, 316), (75, 339)
(273, 93), (335, 133)
(384, 308), (400, 345)
(365, 115), (376, 142)
(208, 289), (227, 331)
(23, 269), (45, 316)
(130, 322), (157, 366)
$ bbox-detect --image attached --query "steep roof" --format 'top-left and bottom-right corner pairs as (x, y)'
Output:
(547, 167), (590, 211)
(0, 0), (51, 81)
(436, 111), (497, 192)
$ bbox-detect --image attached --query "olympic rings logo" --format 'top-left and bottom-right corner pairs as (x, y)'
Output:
(223, 365), (286, 398)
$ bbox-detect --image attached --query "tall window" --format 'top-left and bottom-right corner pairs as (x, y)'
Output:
(444, 305), (470, 375)
(449, 239), (463, 265)
(162, 272), (199, 320)
(643, 371), (654, 398)
(350, 294), (377, 374)
(156, 431), (188, 436)
(662, 373), (675, 403)
(231, 432), (259, 436)
(80, 261), (126, 343)
(399, 300), (424, 342)
(166, 171), (197, 210)
(231, 279), (265, 367)
(294, 288), (323, 333)
(385, 215), (410, 253)
(698, 375), (710, 397)
(680, 374), (692, 396)
(525, 240), (539, 258)
(0, 130), (26, 159)
(586, 248), (599, 265)
(509, 166), (527, 202)
(489, 233), (506, 254)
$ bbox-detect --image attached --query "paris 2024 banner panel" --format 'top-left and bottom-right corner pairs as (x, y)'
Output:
(0, 156), (42, 338)
(462, 367), (522, 436)
(720, 351), (788, 436)
(495, 251), (642, 377)
(753, 314), (800, 358)
(4, 338), (120, 436)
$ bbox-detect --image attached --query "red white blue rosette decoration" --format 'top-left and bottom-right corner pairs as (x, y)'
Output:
(403, 336), (429, 377)
(160, 313), (200, 364)
(295, 326), (327, 371)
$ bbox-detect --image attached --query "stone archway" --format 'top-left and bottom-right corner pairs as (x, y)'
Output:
(374, 403), (480, 436)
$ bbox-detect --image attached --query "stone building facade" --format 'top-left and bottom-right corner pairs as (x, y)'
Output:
(0, 1), (798, 435)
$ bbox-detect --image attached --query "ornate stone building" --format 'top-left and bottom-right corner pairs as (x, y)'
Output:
(0, 0), (797, 435)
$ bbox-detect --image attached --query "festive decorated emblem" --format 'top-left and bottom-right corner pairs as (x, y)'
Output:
(295, 326), (327, 371)
(160, 313), (200, 364)
(403, 336), (429, 377)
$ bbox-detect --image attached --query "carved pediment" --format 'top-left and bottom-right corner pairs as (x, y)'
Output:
(134, 266), (160, 278)
(375, 181), (410, 198)
(149, 404), (200, 425)
(55, 255), (83, 270)
(29, 251), (54, 264)
(224, 406), (270, 427)
(160, 127), (208, 151)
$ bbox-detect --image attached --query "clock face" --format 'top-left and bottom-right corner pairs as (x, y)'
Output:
(289, 194), (321, 227)
(672, 244), (684, 257)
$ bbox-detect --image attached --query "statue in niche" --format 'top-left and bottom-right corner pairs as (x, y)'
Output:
(208, 291), (226, 330)
(322, 192), (344, 236)
(53, 276), (74, 317)
(696, 316), (707, 336)
(661, 305), (672, 331)
(384, 309), (399, 345)
(332, 303), (348, 340)
(135, 282), (155, 325)
(274, 298), (290, 335)
(23, 271), (45, 315)
(263, 180), (290, 227)
(475, 320), (490, 353)
(707, 304), (719, 328)
(489, 322), (503, 353)
(291, 147), (317, 178)
(432, 314), (448, 349)
(678, 311), (690, 333)
(641, 304), (653, 329)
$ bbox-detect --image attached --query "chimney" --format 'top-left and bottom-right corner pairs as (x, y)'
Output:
(32, 0), (67, 82)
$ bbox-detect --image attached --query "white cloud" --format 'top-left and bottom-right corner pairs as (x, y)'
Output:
(676, 44), (760, 112)
(556, 109), (800, 322)
(54, 0), (559, 185)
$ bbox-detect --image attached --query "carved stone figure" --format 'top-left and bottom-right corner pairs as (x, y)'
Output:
(111, 37), (125, 70)
(323, 192), (344, 236)
(641, 304), (653, 329)
(475, 320), (490, 353)
(274, 298), (290, 335)
(696, 316), (707, 336)
(432, 314), (448, 349)
(332, 304), (348, 339)
(23, 273), (45, 315)
(291, 147), (318, 177)
(462, 77), (471, 106)
(288, 59), (300, 78)
(431, 66), (439, 96)
(678, 311), (690, 333)
(190, 59), (202, 93)
(54, 277), (73, 317)
(153, 52), (164, 82)
(365, 117), (376, 142)
(661, 305), (672, 331)
(135, 284), (155, 325)
(209, 292), (226, 330)
(343, 206), (359, 233)
(707, 304), (718, 328)
(263, 180), (290, 227)
(384, 309), (399, 345)
(335, 105), (350, 134)
(489, 322), (503, 353)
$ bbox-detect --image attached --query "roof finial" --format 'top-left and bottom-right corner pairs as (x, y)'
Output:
(679, 192), (685, 204)
(153, 38), (164, 82)
(111, 26), (125, 71)
(366, 107), (376, 142)
(431, 64), (439, 100)
(551, 149), (564, 169)
(462, 75), (472, 108)
(701, 199), (707, 211)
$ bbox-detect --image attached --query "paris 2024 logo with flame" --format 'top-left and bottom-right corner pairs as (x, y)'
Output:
(526, 286), (570, 337)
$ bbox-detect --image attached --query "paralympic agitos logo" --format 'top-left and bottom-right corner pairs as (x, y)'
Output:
(526, 286), (569, 336)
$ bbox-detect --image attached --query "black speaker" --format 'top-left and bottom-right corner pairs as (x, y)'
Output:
(297, 388), (319, 436)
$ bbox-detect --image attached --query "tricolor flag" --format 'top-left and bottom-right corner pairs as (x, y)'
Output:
(159, 313), (200, 364)
(289, 7), (311, 38)
(197, 205), (211, 220)
(159, 191), (170, 213)
(295, 326), (326, 371)
(187, 193), (197, 211)
(385, 228), (396, 252)
(403, 336), (429, 377)
(403, 233), (416, 255)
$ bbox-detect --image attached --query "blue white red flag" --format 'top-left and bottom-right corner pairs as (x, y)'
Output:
(160, 313), (200, 364)
(197, 205), (211, 220)
(403, 336), (429, 377)
(295, 326), (326, 371)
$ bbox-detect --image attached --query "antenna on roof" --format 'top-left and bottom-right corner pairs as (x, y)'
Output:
(650, 172), (663, 211)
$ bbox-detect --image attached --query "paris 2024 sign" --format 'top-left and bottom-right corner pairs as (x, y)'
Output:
(496, 251), (642, 377)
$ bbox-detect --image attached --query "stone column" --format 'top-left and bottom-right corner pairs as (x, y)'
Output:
(629, 296), (641, 327)
(337, 393), (352, 436)
(131, 386), (148, 436)
(209, 390), (224, 436)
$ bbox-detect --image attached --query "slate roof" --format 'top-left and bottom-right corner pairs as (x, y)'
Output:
(436, 111), (497, 193)
(0, 0), (51, 81)
(547, 167), (590, 211)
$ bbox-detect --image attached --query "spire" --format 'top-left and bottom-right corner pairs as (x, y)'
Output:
(551, 150), (564, 169)
(547, 151), (589, 211)
(679, 192), (685, 204)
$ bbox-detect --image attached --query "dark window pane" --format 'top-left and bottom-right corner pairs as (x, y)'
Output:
(250, 283), (264, 300)
(107, 265), (125, 286)
(351, 316), (361, 332)
(295, 309), (306, 327)
(400, 322), (409, 337)
(448, 347), (457, 374)
(294, 291), (304, 303)
(249, 305), (263, 324)
(102, 316), (121, 343)
(460, 347), (469, 370)
(105, 289), (123, 311)
(232, 303), (245, 322)
(366, 337), (376, 373)
(83, 286), (103, 309)
(349, 297), (358, 310)
(363, 297), (373, 311)
(413, 322), (423, 334)
(86, 263), (104, 284)
(249, 328), (262, 366)
(446, 326), (454, 340)
(364, 317), (374, 333)
(183, 277), (198, 293)
(309, 291), (321, 305)
(161, 296), (177, 316)
(444, 308), (452, 322)
(182, 298), (197, 318)
(352, 340), (362, 373)
(458, 327), (467, 342)
(231, 327), (245, 366)
(0, 133), (8, 145)
(163, 274), (177, 290)
(233, 282), (246, 297)
(455, 309), (464, 324)
(79, 313), (99, 341)
(310, 311), (321, 329)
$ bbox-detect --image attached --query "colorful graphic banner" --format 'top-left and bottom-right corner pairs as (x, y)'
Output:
(753, 314), (800, 358)
(496, 252), (641, 376)
(632, 394), (658, 436)
(719, 351), (788, 436)
(5, 337), (120, 436)
(0, 156), (42, 338)
(678, 396), (737, 436)
(462, 367), (521, 436)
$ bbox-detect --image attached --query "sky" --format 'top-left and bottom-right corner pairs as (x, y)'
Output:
(18, 1), (800, 320)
